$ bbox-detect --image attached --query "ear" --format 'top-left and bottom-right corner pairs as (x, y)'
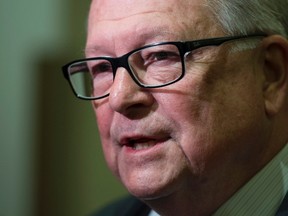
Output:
(262, 35), (288, 116)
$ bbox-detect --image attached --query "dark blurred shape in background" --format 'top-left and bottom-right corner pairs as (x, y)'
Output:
(0, 1), (126, 215)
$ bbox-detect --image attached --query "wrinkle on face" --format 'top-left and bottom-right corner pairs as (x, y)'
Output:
(90, 0), (188, 22)
(88, 0), (224, 44)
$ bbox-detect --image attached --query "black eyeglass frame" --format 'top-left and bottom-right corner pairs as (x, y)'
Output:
(62, 34), (267, 100)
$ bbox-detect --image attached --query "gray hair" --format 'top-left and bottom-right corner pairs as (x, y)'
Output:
(206, 0), (288, 38)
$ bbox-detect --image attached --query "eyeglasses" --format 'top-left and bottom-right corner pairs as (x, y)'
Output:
(62, 34), (266, 100)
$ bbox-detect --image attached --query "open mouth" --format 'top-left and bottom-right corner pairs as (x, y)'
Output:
(126, 138), (158, 150)
(121, 136), (170, 151)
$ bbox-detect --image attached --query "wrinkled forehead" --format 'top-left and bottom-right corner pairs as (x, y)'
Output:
(86, 0), (223, 54)
(89, 0), (201, 21)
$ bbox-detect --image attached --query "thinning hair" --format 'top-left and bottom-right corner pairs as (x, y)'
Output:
(206, 0), (288, 38)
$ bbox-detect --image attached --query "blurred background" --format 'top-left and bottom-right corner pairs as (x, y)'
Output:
(0, 0), (127, 215)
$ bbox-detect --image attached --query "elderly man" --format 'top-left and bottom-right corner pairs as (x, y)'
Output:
(62, 0), (288, 215)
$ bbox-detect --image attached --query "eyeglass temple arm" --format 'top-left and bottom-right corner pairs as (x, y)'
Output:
(185, 34), (267, 51)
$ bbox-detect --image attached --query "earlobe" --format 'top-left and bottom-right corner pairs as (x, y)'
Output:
(262, 35), (288, 116)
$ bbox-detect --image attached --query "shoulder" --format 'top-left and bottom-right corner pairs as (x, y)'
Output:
(91, 195), (151, 216)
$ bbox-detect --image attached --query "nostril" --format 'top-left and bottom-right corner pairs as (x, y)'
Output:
(108, 69), (155, 115)
(109, 89), (154, 117)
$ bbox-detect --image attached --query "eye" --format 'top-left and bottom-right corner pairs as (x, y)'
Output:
(94, 62), (112, 73)
(151, 51), (172, 61)
(148, 50), (178, 60)
(143, 50), (180, 67)
(89, 60), (113, 77)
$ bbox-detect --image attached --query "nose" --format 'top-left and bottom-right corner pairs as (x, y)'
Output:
(109, 68), (154, 115)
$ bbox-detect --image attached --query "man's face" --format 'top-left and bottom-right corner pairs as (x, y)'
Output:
(86, 0), (269, 200)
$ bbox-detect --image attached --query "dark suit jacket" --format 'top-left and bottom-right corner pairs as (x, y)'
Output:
(92, 193), (288, 216)
(92, 196), (150, 216)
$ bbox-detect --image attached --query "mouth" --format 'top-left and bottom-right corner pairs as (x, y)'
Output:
(127, 138), (158, 150)
(121, 136), (169, 151)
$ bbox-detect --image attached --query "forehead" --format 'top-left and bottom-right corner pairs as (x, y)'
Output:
(90, 0), (196, 21)
(88, 0), (215, 30)
(87, 0), (222, 54)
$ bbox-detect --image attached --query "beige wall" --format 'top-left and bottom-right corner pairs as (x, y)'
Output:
(0, 1), (126, 215)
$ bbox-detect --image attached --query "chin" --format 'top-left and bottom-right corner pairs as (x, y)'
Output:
(123, 176), (179, 201)
(129, 187), (172, 201)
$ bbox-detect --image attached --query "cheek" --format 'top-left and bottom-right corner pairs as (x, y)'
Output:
(154, 84), (211, 173)
(94, 105), (112, 145)
(94, 103), (120, 175)
(159, 57), (266, 175)
(167, 92), (264, 182)
(93, 97), (115, 135)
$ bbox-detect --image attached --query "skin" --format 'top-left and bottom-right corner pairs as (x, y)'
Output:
(86, 0), (288, 215)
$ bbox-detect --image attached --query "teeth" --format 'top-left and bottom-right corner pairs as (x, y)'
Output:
(133, 143), (152, 150)
(130, 140), (157, 150)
